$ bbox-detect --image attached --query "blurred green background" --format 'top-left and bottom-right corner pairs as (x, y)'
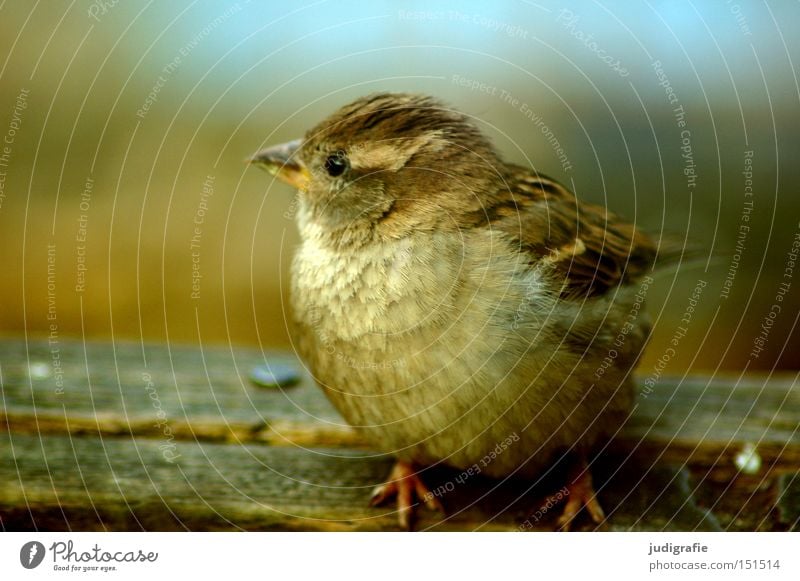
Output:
(0, 0), (798, 372)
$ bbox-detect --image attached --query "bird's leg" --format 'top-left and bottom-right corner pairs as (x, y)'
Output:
(556, 455), (605, 531)
(369, 460), (444, 530)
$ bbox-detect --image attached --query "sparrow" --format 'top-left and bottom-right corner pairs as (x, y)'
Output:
(250, 93), (656, 530)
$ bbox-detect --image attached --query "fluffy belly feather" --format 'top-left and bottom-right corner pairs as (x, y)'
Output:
(290, 228), (646, 477)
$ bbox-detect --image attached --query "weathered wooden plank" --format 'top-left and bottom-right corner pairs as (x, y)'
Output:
(0, 432), (395, 531)
(0, 433), (725, 532)
(776, 473), (800, 530)
(1, 338), (792, 531)
(0, 339), (341, 424)
(1, 341), (797, 471)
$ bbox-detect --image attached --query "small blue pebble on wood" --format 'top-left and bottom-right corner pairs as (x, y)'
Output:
(248, 363), (301, 389)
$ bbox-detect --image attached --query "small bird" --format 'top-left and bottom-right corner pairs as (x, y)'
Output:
(251, 93), (656, 530)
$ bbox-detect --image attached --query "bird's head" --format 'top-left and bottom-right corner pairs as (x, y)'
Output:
(250, 93), (503, 247)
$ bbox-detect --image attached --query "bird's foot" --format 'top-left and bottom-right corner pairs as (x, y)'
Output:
(556, 458), (605, 531)
(369, 461), (444, 530)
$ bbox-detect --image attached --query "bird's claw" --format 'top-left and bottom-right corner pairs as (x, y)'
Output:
(556, 459), (606, 531)
(369, 461), (444, 530)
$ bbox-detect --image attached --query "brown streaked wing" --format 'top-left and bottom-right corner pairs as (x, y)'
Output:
(485, 165), (656, 298)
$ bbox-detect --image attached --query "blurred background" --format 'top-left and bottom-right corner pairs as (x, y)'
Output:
(0, 0), (797, 372)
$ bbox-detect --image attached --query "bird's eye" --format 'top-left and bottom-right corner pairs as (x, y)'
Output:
(324, 151), (349, 177)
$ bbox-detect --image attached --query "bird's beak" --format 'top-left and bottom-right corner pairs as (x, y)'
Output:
(248, 138), (310, 190)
